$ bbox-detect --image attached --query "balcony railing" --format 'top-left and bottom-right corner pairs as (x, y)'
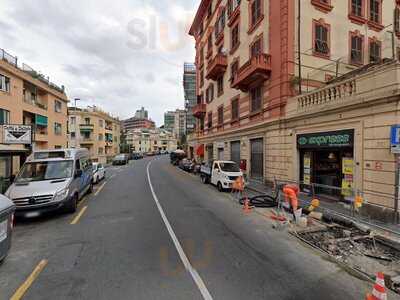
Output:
(193, 103), (206, 119)
(296, 79), (357, 112)
(79, 124), (94, 131)
(23, 95), (48, 110)
(105, 126), (113, 131)
(232, 53), (272, 92)
(206, 53), (228, 80)
(80, 137), (94, 144)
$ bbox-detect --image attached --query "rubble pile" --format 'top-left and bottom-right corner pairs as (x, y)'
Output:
(297, 224), (400, 294)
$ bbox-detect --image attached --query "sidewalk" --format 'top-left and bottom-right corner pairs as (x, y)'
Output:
(245, 180), (400, 236)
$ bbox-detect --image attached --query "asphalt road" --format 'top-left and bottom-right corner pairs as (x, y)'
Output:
(0, 156), (379, 300)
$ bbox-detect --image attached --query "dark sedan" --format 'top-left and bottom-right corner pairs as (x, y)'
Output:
(112, 154), (129, 165)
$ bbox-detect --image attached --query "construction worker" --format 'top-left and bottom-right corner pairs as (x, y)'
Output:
(282, 184), (299, 215)
(232, 175), (245, 201)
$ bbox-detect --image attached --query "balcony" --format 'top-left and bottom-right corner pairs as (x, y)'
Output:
(105, 140), (113, 147)
(193, 103), (206, 119)
(79, 124), (94, 132)
(105, 126), (113, 132)
(34, 127), (48, 142)
(232, 54), (272, 92)
(23, 95), (48, 110)
(80, 138), (94, 145)
(206, 53), (228, 80)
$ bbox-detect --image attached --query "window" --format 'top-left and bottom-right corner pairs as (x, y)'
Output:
(54, 123), (62, 135)
(395, 7), (400, 34)
(98, 147), (104, 155)
(350, 33), (363, 64)
(351, 0), (363, 16)
(215, 9), (226, 38)
(98, 133), (103, 141)
(99, 119), (104, 128)
(250, 86), (262, 113)
(250, 0), (262, 27)
(84, 118), (91, 125)
(314, 22), (330, 56)
(206, 84), (214, 103)
(217, 106), (224, 126)
(54, 100), (62, 113)
(207, 3), (212, 18)
(200, 69), (204, 87)
(71, 132), (76, 139)
(0, 109), (10, 125)
(70, 117), (76, 125)
(369, 0), (380, 23)
(217, 76), (224, 95)
(231, 98), (239, 121)
(228, 0), (241, 16)
(251, 38), (262, 57)
(0, 74), (10, 93)
(231, 23), (240, 50)
(230, 61), (239, 83)
(207, 111), (213, 128)
(207, 35), (213, 55)
(369, 39), (381, 63)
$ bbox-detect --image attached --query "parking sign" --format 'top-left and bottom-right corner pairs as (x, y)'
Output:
(391, 125), (400, 153)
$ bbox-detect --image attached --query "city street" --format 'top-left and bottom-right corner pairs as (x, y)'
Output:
(0, 157), (375, 300)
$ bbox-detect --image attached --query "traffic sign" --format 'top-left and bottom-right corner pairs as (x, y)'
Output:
(390, 125), (400, 153)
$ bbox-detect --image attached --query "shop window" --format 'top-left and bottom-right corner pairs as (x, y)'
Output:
(231, 23), (240, 52)
(207, 111), (213, 129)
(350, 32), (364, 65)
(0, 109), (10, 125)
(217, 75), (224, 95)
(231, 98), (239, 121)
(250, 37), (262, 58)
(313, 20), (330, 57)
(217, 106), (224, 126)
(369, 39), (381, 63)
(0, 74), (10, 93)
(250, 86), (262, 113)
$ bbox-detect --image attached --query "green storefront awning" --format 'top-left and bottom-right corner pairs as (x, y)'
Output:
(35, 114), (48, 126)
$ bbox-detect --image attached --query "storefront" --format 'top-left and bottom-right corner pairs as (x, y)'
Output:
(297, 129), (355, 197)
(0, 150), (29, 193)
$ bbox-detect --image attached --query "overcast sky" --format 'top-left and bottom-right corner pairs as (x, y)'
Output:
(0, 0), (198, 126)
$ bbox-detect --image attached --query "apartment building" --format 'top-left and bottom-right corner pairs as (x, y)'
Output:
(189, 0), (400, 218)
(183, 63), (197, 134)
(68, 106), (121, 164)
(135, 107), (149, 119)
(126, 128), (177, 153)
(122, 117), (155, 131)
(0, 48), (68, 192)
(164, 111), (176, 132)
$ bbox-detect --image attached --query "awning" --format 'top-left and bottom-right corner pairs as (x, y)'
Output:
(35, 114), (48, 126)
(196, 144), (204, 156)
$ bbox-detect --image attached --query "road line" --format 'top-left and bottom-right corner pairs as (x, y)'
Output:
(10, 259), (48, 300)
(94, 181), (107, 196)
(146, 161), (213, 300)
(70, 206), (88, 225)
(78, 196), (87, 208)
(109, 174), (116, 179)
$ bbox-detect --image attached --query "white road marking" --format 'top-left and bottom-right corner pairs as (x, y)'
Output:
(94, 181), (107, 196)
(146, 161), (213, 300)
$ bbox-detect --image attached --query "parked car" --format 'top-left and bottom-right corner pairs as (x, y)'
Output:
(112, 154), (129, 165)
(170, 150), (186, 165)
(0, 194), (15, 263)
(131, 153), (143, 160)
(200, 160), (243, 192)
(92, 162), (106, 184)
(5, 148), (93, 217)
(179, 159), (195, 172)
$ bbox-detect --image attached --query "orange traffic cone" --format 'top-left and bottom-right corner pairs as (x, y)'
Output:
(242, 198), (252, 213)
(366, 272), (387, 300)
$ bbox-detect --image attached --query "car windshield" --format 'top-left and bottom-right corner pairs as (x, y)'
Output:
(219, 162), (240, 172)
(92, 164), (98, 172)
(16, 161), (74, 182)
(115, 155), (125, 159)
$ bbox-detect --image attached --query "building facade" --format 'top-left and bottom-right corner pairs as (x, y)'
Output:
(0, 48), (68, 192)
(188, 0), (400, 217)
(68, 106), (121, 164)
(183, 63), (197, 134)
(135, 107), (149, 119)
(122, 117), (155, 131)
(126, 129), (178, 153)
(164, 111), (176, 133)
(174, 109), (187, 140)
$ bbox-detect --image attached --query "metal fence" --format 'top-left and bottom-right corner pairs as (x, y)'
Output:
(0, 48), (17, 66)
(271, 178), (400, 230)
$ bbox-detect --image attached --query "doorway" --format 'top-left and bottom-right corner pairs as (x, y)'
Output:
(217, 148), (224, 160)
(250, 138), (264, 180)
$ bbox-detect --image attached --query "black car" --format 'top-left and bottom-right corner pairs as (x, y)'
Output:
(112, 154), (129, 165)
(132, 153), (143, 160)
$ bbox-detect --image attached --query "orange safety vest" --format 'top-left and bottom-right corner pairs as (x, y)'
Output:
(283, 185), (298, 211)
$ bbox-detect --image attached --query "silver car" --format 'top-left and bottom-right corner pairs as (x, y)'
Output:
(5, 149), (93, 217)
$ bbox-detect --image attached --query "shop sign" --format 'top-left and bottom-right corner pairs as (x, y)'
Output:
(303, 153), (311, 185)
(297, 130), (354, 149)
(3, 125), (32, 145)
(342, 157), (354, 197)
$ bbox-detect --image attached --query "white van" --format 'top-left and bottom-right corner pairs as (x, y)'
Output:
(5, 149), (93, 217)
(200, 160), (243, 192)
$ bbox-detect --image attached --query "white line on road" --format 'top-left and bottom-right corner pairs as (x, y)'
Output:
(94, 181), (107, 196)
(146, 161), (213, 300)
